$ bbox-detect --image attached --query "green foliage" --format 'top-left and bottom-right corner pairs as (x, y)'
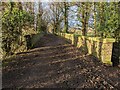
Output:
(76, 2), (119, 38)
(2, 8), (34, 56)
(95, 2), (119, 38)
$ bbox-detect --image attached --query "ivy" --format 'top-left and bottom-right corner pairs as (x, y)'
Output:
(2, 7), (34, 56)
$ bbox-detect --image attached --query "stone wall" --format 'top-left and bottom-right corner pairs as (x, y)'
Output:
(56, 33), (115, 65)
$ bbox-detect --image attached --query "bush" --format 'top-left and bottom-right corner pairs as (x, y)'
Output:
(2, 8), (34, 56)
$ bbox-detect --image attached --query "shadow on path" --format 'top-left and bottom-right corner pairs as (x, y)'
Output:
(2, 34), (120, 89)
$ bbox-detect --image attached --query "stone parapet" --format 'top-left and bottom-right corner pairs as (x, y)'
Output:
(57, 33), (115, 65)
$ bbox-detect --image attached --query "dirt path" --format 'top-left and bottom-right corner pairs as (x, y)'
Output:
(2, 34), (120, 89)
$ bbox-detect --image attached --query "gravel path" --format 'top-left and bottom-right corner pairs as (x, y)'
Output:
(2, 34), (120, 89)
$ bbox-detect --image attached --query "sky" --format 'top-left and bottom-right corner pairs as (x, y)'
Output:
(33, 1), (94, 29)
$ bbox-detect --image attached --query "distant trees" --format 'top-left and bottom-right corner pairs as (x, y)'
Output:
(47, 2), (64, 33)
(49, 2), (59, 33)
(77, 2), (92, 36)
(48, 2), (71, 33)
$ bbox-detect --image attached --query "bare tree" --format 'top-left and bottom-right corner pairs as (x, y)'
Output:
(77, 2), (92, 36)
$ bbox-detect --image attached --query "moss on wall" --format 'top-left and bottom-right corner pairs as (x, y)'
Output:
(57, 32), (115, 65)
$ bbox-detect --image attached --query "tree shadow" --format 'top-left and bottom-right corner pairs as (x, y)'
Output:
(24, 33), (43, 49)
(73, 35), (78, 47)
(90, 38), (103, 62)
(98, 40), (103, 61)
(78, 37), (88, 55)
(91, 41), (97, 58)
(111, 42), (119, 67)
(24, 35), (32, 50)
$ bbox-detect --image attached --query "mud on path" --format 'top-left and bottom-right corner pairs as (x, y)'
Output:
(2, 34), (120, 89)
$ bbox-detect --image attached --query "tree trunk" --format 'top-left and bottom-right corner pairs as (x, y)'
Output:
(37, 2), (43, 32)
(94, 2), (97, 36)
(81, 3), (87, 36)
(100, 3), (105, 37)
(18, 2), (23, 45)
(64, 2), (68, 33)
